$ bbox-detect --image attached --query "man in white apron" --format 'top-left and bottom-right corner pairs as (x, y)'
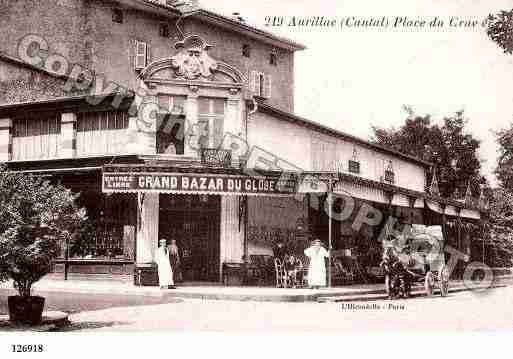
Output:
(304, 239), (329, 289)
(156, 239), (175, 289)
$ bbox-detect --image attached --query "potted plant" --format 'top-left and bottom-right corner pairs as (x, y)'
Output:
(0, 167), (85, 325)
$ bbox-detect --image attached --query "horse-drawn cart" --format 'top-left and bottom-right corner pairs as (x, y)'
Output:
(383, 225), (450, 298)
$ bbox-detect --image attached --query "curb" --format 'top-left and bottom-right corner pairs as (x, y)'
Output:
(317, 284), (507, 303)
(0, 311), (69, 331)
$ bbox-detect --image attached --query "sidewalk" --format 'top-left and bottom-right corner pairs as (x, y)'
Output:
(2, 275), (511, 302)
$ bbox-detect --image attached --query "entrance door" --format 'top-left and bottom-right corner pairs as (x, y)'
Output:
(159, 194), (221, 282)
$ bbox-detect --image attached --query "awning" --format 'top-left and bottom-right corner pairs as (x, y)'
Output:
(426, 200), (481, 220)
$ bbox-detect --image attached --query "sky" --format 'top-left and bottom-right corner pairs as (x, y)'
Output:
(201, 0), (513, 185)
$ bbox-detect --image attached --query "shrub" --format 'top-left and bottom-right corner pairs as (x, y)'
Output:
(0, 166), (86, 297)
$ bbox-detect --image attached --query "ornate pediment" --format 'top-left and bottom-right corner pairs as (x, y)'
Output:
(170, 35), (217, 80)
(139, 35), (246, 85)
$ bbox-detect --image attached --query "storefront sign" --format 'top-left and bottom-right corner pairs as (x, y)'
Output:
(102, 172), (297, 196)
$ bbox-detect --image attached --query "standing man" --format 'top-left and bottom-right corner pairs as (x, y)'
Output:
(304, 239), (329, 289)
(273, 240), (287, 262)
(167, 239), (182, 283)
(156, 238), (175, 289)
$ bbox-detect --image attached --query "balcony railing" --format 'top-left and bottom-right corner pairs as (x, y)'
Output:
(199, 148), (232, 168)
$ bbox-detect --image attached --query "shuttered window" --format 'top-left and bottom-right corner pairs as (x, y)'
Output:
(250, 71), (272, 99)
(12, 113), (61, 160)
(76, 110), (129, 155)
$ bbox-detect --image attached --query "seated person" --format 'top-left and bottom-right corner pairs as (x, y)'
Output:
(284, 254), (299, 287)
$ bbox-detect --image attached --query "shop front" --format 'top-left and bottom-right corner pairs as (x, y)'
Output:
(43, 162), (482, 286)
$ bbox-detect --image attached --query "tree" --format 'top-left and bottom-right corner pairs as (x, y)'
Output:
(372, 109), (485, 198)
(0, 166), (86, 297)
(495, 124), (513, 190)
(487, 10), (513, 54)
(483, 188), (513, 267)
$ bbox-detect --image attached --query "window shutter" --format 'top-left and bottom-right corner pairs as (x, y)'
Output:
(250, 70), (259, 95)
(264, 74), (272, 98)
(134, 41), (147, 70)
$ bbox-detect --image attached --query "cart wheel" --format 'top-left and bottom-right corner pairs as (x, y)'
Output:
(440, 266), (450, 297)
(425, 271), (434, 296)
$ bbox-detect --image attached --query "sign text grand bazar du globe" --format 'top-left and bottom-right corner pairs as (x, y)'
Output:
(102, 172), (298, 195)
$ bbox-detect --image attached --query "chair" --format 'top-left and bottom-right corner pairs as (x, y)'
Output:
(296, 258), (308, 288)
(274, 258), (288, 288)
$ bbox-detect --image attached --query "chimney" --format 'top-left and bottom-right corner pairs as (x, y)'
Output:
(231, 12), (246, 23)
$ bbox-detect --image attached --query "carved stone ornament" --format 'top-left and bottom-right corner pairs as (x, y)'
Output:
(170, 35), (218, 80)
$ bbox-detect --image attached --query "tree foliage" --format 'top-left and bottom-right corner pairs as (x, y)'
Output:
(487, 10), (513, 54)
(372, 110), (485, 198)
(495, 124), (513, 190)
(483, 188), (513, 267)
(0, 167), (86, 297)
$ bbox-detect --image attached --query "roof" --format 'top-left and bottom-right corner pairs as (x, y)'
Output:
(137, 1), (306, 51)
(186, 8), (306, 51)
(255, 101), (433, 169)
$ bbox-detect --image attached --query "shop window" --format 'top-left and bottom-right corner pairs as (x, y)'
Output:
(156, 95), (186, 155)
(242, 44), (251, 57)
(69, 193), (136, 260)
(112, 8), (123, 24)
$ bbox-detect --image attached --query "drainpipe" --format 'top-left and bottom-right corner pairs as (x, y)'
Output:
(241, 98), (257, 264)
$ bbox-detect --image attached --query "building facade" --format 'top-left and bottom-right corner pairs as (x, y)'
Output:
(0, 0), (482, 284)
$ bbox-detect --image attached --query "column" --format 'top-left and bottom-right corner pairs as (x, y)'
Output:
(0, 118), (12, 162)
(219, 195), (245, 280)
(130, 94), (158, 155)
(184, 92), (199, 157)
(60, 113), (76, 158)
(225, 94), (242, 166)
(136, 193), (159, 264)
(127, 115), (156, 155)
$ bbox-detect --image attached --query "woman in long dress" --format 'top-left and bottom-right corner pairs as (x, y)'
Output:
(156, 239), (175, 289)
(304, 239), (329, 289)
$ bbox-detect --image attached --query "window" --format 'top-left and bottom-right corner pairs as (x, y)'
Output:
(77, 111), (129, 132)
(250, 71), (272, 98)
(76, 110), (129, 156)
(197, 97), (225, 149)
(384, 160), (395, 184)
(156, 95), (186, 155)
(270, 52), (277, 66)
(112, 8), (123, 24)
(348, 148), (360, 174)
(134, 40), (148, 70)
(66, 193), (136, 260)
(348, 160), (360, 174)
(12, 113), (61, 160)
(159, 23), (170, 38)
(242, 44), (251, 57)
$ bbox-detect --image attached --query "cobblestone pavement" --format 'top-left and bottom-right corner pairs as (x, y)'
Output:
(59, 285), (513, 332)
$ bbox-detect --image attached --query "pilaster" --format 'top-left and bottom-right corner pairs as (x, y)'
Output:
(184, 90), (199, 157)
(0, 118), (12, 162)
(60, 113), (77, 158)
(136, 193), (160, 264)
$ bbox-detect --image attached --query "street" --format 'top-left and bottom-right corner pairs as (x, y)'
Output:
(26, 285), (509, 332)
